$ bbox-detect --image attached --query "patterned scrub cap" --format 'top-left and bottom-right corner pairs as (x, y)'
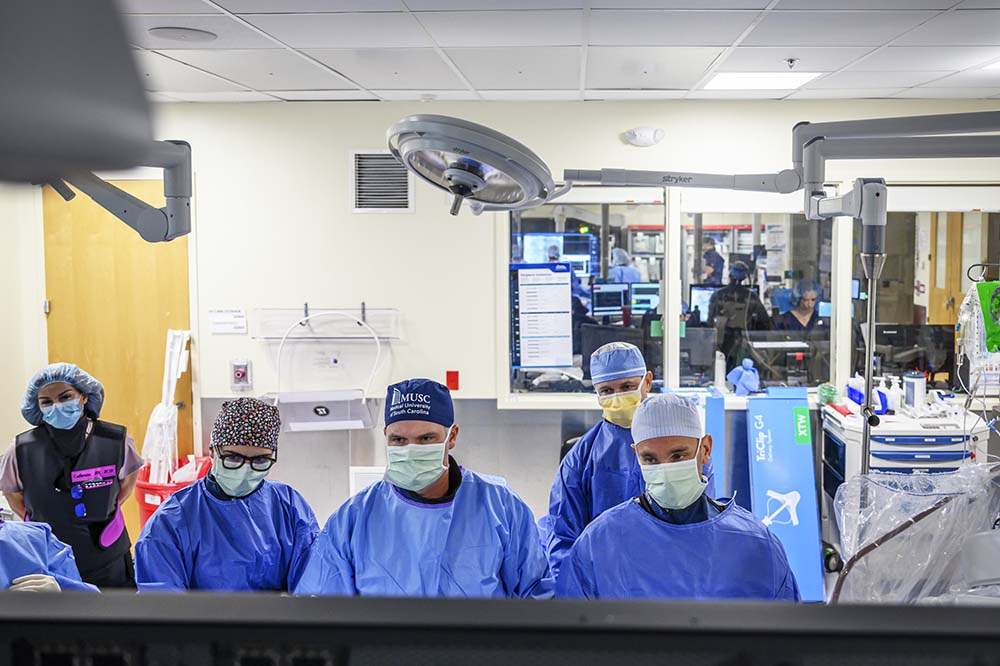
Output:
(211, 398), (281, 451)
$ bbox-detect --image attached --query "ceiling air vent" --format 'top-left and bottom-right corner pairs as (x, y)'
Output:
(352, 151), (414, 213)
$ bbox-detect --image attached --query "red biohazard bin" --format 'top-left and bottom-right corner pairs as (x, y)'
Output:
(135, 457), (212, 529)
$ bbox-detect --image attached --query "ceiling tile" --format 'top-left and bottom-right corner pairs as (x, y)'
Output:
(925, 69), (1000, 86)
(418, 10), (583, 47)
(168, 91), (279, 102)
(743, 11), (937, 46)
(124, 14), (275, 48)
(590, 10), (758, 46)
(115, 0), (219, 13)
(786, 88), (906, 99)
(372, 89), (479, 100)
(584, 89), (689, 99)
(145, 92), (182, 102)
(687, 89), (791, 99)
(161, 49), (356, 90)
(594, 1), (769, 7)
(777, 0), (954, 8)
(448, 47), (580, 89)
(306, 48), (463, 89)
(242, 13), (431, 48)
(269, 90), (378, 100)
(217, 0), (405, 11)
(134, 50), (247, 92)
(849, 46), (1000, 71)
(586, 46), (723, 88)
(409, 0), (583, 7)
(808, 70), (947, 88)
(479, 90), (581, 100)
(895, 9), (1000, 46)
(719, 46), (873, 72)
(894, 87), (1000, 98)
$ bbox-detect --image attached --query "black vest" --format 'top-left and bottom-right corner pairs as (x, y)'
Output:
(15, 420), (131, 574)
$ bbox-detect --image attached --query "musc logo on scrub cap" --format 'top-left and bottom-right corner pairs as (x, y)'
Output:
(391, 389), (432, 407)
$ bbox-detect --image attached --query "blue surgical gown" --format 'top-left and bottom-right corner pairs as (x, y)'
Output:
(0, 521), (97, 592)
(134, 479), (319, 592)
(609, 265), (642, 284)
(541, 420), (714, 578)
(293, 469), (554, 599)
(556, 498), (800, 601)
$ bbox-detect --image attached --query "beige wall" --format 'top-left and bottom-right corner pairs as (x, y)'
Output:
(5, 99), (1000, 416)
(0, 184), (47, 443)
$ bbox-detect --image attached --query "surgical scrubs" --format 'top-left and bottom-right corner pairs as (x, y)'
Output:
(293, 468), (553, 599)
(556, 497), (800, 601)
(0, 520), (97, 592)
(134, 477), (319, 592)
(541, 420), (714, 578)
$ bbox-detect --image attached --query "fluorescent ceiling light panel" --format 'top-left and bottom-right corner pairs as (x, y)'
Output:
(704, 71), (821, 89)
(986, 61), (1000, 70)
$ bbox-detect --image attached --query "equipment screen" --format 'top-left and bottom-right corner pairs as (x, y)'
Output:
(521, 233), (599, 274)
(818, 301), (832, 318)
(592, 284), (629, 317)
(689, 285), (720, 317)
(630, 283), (660, 314)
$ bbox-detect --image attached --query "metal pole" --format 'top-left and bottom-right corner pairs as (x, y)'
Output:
(693, 213), (704, 283)
(600, 204), (610, 280)
(859, 253), (886, 474)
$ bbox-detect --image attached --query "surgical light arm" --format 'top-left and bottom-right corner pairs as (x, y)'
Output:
(47, 139), (192, 243)
(562, 168), (802, 194)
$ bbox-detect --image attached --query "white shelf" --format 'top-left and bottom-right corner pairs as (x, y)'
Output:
(252, 308), (400, 341)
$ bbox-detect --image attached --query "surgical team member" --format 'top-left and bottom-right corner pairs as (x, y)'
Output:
(608, 248), (641, 284)
(294, 379), (553, 599)
(541, 343), (654, 578)
(774, 280), (826, 332)
(0, 364), (143, 589)
(0, 519), (97, 592)
(557, 394), (799, 601)
(134, 398), (319, 592)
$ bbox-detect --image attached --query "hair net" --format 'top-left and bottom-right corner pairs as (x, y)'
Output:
(385, 378), (454, 429)
(211, 398), (282, 451)
(631, 394), (703, 444)
(611, 248), (631, 267)
(21, 363), (105, 426)
(792, 279), (823, 306)
(590, 342), (647, 385)
(547, 245), (560, 260)
(729, 260), (750, 283)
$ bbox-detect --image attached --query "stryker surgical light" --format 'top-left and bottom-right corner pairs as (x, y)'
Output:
(388, 110), (1000, 470)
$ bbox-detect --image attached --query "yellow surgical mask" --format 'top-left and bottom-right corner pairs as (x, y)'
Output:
(598, 389), (643, 428)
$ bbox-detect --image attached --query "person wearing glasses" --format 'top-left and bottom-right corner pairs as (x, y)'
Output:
(0, 363), (143, 589)
(134, 398), (319, 592)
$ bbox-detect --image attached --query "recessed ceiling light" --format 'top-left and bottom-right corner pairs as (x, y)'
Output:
(704, 72), (821, 90)
(148, 27), (218, 43)
(985, 61), (1000, 71)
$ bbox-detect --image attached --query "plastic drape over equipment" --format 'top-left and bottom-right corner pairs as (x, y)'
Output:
(142, 330), (191, 485)
(832, 465), (1000, 604)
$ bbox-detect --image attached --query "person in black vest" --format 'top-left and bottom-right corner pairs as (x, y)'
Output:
(0, 363), (143, 589)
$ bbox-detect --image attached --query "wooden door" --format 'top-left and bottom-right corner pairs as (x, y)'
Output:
(42, 180), (193, 544)
(927, 212), (965, 325)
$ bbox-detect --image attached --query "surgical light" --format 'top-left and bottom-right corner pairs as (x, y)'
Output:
(704, 72), (822, 90)
(387, 115), (558, 216)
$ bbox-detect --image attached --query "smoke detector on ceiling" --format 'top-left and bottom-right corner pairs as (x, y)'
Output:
(148, 27), (218, 43)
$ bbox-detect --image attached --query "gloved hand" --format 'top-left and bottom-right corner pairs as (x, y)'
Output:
(726, 358), (760, 397)
(10, 574), (62, 593)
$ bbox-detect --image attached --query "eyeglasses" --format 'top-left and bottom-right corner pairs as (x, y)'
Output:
(215, 450), (277, 472)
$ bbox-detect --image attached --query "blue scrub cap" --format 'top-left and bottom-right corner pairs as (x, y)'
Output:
(792, 279), (822, 305)
(590, 342), (647, 385)
(611, 248), (631, 267)
(385, 378), (454, 429)
(631, 394), (703, 444)
(21, 363), (105, 426)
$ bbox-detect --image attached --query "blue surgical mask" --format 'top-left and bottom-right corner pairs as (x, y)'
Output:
(384, 428), (452, 492)
(41, 400), (84, 430)
(212, 458), (269, 498)
(640, 439), (708, 510)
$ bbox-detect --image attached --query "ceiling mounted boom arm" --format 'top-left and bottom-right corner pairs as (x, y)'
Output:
(53, 139), (192, 243)
(562, 168), (802, 194)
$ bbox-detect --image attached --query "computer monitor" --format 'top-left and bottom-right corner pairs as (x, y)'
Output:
(630, 282), (660, 315)
(689, 284), (720, 318)
(874, 324), (955, 385)
(818, 301), (832, 318)
(851, 279), (861, 299)
(591, 283), (629, 317)
(520, 232), (599, 274)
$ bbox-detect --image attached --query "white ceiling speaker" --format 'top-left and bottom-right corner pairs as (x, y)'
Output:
(622, 127), (665, 147)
